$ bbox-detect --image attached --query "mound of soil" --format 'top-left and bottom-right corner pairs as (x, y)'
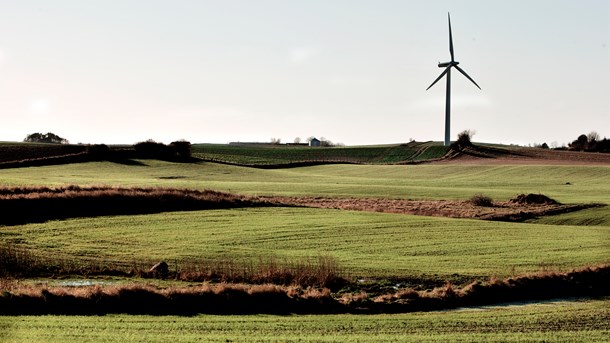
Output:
(510, 193), (559, 205)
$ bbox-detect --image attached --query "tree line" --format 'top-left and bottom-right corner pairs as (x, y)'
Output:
(567, 132), (610, 153)
(24, 132), (69, 144)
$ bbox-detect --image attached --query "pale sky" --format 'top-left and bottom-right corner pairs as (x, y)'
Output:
(0, 0), (608, 146)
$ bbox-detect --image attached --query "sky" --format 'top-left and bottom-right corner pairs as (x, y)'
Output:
(0, 0), (608, 146)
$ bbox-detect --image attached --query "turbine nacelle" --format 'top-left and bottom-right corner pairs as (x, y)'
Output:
(438, 61), (458, 68)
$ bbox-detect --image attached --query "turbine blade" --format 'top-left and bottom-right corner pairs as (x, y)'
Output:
(426, 67), (451, 90)
(454, 65), (481, 90)
(448, 13), (455, 62)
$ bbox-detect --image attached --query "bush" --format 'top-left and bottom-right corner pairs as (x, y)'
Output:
(470, 194), (494, 207)
(134, 140), (169, 158)
(134, 140), (192, 160)
(451, 130), (475, 151)
(169, 140), (192, 159)
(86, 144), (110, 159)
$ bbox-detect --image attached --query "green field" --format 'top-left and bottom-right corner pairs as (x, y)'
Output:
(1, 152), (609, 340)
(0, 160), (610, 276)
(1, 297), (608, 342)
(191, 142), (448, 165)
(1, 160), (609, 203)
(3, 207), (608, 279)
(1, 161), (609, 280)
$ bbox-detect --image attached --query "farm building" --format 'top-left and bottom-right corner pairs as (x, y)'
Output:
(309, 138), (321, 147)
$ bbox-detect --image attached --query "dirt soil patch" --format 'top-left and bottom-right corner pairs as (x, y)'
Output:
(266, 195), (604, 222)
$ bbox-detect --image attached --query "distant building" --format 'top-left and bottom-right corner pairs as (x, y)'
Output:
(309, 138), (321, 147)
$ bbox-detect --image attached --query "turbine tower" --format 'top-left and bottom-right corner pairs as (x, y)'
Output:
(426, 13), (481, 146)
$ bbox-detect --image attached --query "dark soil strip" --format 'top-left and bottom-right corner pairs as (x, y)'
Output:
(0, 186), (273, 226)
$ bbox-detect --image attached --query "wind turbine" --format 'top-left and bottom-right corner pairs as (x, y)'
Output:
(426, 13), (481, 146)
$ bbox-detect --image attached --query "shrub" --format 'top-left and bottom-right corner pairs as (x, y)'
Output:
(451, 130), (475, 151)
(470, 194), (494, 207)
(134, 140), (192, 160)
(86, 144), (110, 158)
(134, 139), (169, 158)
(169, 140), (192, 159)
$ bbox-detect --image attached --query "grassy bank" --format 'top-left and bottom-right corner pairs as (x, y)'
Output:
(1, 297), (608, 342)
(0, 265), (607, 315)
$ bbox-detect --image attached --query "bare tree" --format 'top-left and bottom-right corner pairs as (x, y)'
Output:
(588, 131), (600, 143)
(293, 137), (302, 144)
(320, 137), (334, 147)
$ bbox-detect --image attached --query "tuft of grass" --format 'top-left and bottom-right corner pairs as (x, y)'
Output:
(0, 243), (344, 287)
(174, 255), (344, 287)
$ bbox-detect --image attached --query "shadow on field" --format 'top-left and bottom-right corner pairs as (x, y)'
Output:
(106, 158), (149, 166)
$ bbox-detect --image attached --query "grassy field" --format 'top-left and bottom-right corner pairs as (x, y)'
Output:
(1, 152), (609, 339)
(0, 161), (609, 203)
(3, 207), (608, 279)
(1, 297), (608, 342)
(191, 142), (448, 165)
(0, 141), (449, 166)
(528, 206), (610, 226)
(1, 160), (609, 280)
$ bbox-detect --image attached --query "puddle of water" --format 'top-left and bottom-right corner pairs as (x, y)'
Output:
(56, 280), (116, 287)
(446, 297), (590, 312)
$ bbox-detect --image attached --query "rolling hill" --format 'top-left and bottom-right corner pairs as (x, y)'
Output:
(2, 140), (609, 168)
